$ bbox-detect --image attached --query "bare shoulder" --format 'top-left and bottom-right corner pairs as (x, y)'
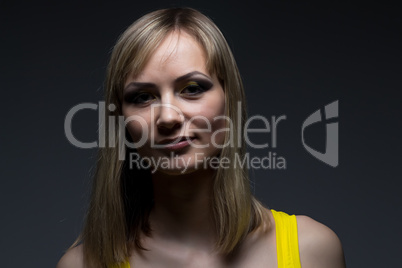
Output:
(56, 244), (85, 268)
(296, 215), (346, 268)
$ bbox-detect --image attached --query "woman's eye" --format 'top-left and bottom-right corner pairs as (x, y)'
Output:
(131, 92), (155, 104)
(180, 82), (207, 96)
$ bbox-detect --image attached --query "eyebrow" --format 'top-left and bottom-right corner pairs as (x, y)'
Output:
(124, 71), (212, 91)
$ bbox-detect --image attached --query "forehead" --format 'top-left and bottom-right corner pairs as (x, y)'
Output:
(128, 30), (209, 83)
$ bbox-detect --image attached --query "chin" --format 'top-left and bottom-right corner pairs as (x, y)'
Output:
(153, 166), (199, 176)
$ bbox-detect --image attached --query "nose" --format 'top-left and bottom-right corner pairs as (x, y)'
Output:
(155, 99), (184, 133)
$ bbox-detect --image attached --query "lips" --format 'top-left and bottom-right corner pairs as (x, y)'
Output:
(157, 136), (195, 145)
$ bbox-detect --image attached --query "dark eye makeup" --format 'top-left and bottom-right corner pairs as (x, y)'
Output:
(180, 80), (213, 96)
(124, 91), (155, 105)
(124, 78), (213, 105)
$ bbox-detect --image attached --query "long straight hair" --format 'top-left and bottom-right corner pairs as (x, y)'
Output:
(73, 7), (266, 268)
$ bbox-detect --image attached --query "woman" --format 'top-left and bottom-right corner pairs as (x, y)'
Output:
(57, 7), (345, 268)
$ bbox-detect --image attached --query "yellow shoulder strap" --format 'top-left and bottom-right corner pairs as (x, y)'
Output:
(110, 261), (130, 268)
(271, 209), (302, 268)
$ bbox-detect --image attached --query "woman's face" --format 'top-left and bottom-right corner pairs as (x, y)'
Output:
(122, 30), (226, 175)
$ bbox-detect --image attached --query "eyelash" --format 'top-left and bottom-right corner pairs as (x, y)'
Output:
(129, 92), (155, 105)
(180, 81), (209, 96)
(126, 81), (211, 105)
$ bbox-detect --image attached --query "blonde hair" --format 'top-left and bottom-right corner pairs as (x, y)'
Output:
(73, 7), (266, 267)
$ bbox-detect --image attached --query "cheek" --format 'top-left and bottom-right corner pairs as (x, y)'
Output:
(193, 96), (226, 145)
(126, 121), (143, 142)
(123, 112), (151, 144)
(212, 94), (228, 146)
(211, 115), (228, 145)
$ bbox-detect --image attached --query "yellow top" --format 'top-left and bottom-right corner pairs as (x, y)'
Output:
(111, 260), (130, 268)
(271, 209), (302, 268)
(112, 209), (301, 268)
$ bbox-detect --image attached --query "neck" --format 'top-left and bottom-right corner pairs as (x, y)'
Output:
(149, 168), (217, 249)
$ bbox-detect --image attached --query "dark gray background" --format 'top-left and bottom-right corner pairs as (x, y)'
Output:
(1, 0), (401, 267)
